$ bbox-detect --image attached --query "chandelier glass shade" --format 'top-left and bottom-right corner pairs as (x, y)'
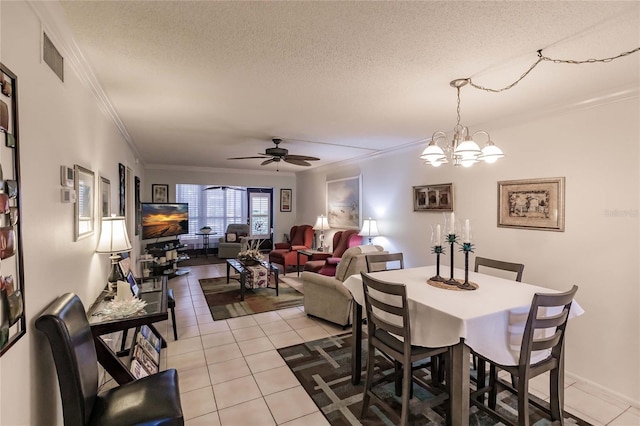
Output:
(421, 79), (504, 168)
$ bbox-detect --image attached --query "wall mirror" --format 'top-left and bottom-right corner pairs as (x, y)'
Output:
(74, 164), (95, 240)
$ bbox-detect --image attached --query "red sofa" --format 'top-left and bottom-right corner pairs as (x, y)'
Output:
(268, 225), (314, 275)
(303, 230), (363, 276)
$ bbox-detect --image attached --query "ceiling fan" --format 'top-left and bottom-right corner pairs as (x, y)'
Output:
(203, 185), (246, 191)
(228, 138), (320, 167)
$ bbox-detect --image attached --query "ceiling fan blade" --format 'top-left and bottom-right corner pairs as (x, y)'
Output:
(204, 185), (246, 191)
(284, 154), (320, 161)
(284, 158), (312, 166)
(228, 155), (269, 160)
(204, 186), (223, 190)
(261, 159), (275, 166)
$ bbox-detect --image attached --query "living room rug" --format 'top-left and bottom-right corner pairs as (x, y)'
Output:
(199, 275), (304, 320)
(277, 334), (591, 425)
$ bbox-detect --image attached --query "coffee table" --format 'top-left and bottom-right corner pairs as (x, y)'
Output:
(225, 259), (279, 301)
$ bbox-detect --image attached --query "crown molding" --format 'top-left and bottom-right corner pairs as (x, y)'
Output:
(27, 1), (143, 164)
(146, 163), (296, 177)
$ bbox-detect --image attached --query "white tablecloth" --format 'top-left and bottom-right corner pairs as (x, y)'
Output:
(343, 266), (584, 366)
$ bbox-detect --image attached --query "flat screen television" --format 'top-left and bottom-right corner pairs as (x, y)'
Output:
(141, 203), (189, 240)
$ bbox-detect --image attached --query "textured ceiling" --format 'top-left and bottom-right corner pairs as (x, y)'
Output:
(58, 1), (640, 173)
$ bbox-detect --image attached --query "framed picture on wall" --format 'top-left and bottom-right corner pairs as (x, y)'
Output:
(74, 164), (95, 240)
(498, 177), (565, 231)
(152, 184), (169, 203)
(118, 163), (126, 216)
(135, 176), (141, 235)
(413, 183), (454, 212)
(280, 188), (292, 212)
(100, 176), (110, 217)
(326, 175), (361, 229)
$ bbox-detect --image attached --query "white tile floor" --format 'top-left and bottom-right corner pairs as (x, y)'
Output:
(147, 264), (638, 426)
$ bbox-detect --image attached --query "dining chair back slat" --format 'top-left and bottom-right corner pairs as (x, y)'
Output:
(366, 252), (404, 272)
(474, 257), (524, 282)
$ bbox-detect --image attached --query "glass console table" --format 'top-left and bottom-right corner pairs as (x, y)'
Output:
(87, 275), (168, 384)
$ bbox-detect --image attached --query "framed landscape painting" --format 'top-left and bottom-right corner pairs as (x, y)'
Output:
(326, 175), (361, 229)
(498, 177), (565, 231)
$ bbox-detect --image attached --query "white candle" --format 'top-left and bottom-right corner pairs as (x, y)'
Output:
(463, 219), (470, 243)
(436, 224), (441, 245)
(449, 212), (455, 234)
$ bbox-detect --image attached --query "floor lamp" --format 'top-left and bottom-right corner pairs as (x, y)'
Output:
(96, 216), (133, 293)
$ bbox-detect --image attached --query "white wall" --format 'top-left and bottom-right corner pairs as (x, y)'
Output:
(297, 94), (640, 404)
(1, 2), (144, 424)
(144, 166), (297, 246)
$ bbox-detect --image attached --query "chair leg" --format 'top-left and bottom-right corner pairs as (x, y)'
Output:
(517, 375), (530, 426)
(360, 343), (376, 419)
(400, 357), (412, 426)
(549, 367), (564, 422)
(488, 364), (498, 410)
(170, 306), (178, 340)
(394, 360), (402, 396)
(476, 358), (486, 404)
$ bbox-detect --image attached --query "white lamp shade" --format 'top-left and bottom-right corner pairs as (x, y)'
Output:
(313, 215), (329, 231)
(454, 139), (481, 159)
(420, 143), (446, 162)
(359, 218), (380, 237)
(96, 216), (133, 253)
(480, 143), (505, 163)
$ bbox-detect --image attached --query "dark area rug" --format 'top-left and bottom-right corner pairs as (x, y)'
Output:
(277, 334), (591, 425)
(199, 275), (304, 320)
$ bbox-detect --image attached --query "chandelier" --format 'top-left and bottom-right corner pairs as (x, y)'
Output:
(421, 78), (503, 168)
(421, 46), (640, 168)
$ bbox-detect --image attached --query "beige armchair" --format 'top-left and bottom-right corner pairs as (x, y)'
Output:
(218, 224), (250, 259)
(302, 245), (385, 327)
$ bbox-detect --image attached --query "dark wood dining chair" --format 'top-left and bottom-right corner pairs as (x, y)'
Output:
(470, 285), (579, 426)
(365, 252), (404, 272)
(474, 256), (524, 282)
(474, 256), (525, 388)
(360, 272), (449, 426)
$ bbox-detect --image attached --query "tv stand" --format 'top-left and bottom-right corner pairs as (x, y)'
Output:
(145, 239), (189, 278)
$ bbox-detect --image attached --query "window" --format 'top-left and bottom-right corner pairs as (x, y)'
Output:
(249, 192), (271, 238)
(176, 184), (247, 241)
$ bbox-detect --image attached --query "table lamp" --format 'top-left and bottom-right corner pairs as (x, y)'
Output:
(313, 214), (329, 251)
(96, 216), (133, 292)
(359, 218), (380, 244)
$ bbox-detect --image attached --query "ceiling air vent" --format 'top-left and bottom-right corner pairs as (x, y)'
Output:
(43, 32), (64, 82)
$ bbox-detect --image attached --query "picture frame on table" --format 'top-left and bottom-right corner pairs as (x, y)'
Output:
(74, 164), (95, 241)
(280, 188), (292, 212)
(413, 183), (454, 212)
(152, 184), (169, 203)
(326, 175), (361, 229)
(497, 177), (565, 232)
(118, 163), (126, 216)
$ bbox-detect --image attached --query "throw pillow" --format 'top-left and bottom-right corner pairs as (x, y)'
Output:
(225, 232), (237, 243)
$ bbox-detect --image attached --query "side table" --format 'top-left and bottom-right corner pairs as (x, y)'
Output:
(296, 249), (328, 277)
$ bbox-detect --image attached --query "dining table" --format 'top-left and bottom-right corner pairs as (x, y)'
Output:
(342, 265), (584, 426)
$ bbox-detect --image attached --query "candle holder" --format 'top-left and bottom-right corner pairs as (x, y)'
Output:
(444, 233), (459, 285)
(458, 242), (477, 290)
(429, 245), (445, 282)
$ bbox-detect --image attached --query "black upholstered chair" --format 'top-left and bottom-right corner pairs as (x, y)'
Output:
(471, 285), (579, 426)
(360, 272), (449, 425)
(35, 293), (184, 426)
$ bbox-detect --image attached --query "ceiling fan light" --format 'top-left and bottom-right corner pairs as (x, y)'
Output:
(479, 143), (505, 163)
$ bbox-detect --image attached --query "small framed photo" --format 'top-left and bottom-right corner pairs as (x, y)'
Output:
(100, 176), (110, 217)
(280, 188), (292, 212)
(498, 177), (565, 232)
(413, 183), (454, 212)
(152, 184), (169, 203)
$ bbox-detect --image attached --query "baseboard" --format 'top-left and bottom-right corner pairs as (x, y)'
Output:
(565, 370), (640, 409)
